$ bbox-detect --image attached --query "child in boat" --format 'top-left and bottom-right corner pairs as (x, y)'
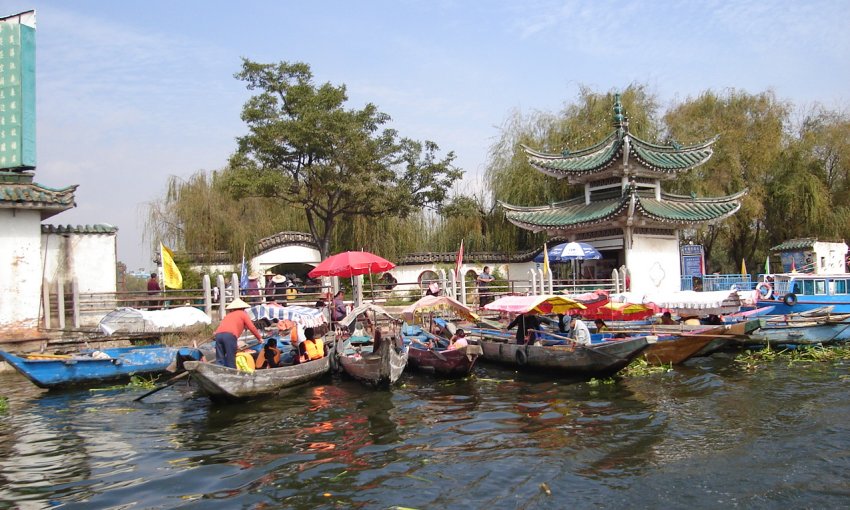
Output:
(659, 311), (677, 325)
(594, 319), (609, 332)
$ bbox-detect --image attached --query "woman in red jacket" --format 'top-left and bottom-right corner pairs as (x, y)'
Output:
(215, 298), (263, 368)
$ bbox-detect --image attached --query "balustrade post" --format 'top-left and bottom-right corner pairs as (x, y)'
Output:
(203, 274), (212, 318)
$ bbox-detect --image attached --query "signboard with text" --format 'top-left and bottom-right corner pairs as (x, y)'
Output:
(680, 244), (705, 277)
(0, 11), (36, 170)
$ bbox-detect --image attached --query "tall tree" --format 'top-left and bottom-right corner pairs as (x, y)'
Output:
(224, 60), (462, 258)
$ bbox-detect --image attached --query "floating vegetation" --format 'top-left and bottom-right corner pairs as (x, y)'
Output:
(127, 375), (158, 389)
(0, 396), (7, 412)
(736, 344), (850, 371)
(587, 377), (616, 386)
(620, 358), (672, 377)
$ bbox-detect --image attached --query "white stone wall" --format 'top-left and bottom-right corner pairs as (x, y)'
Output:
(253, 245), (321, 271)
(42, 232), (117, 293)
(812, 241), (848, 274)
(628, 235), (681, 294)
(0, 209), (42, 329)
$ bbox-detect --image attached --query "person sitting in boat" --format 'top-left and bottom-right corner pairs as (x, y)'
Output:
(215, 298), (263, 369)
(680, 315), (701, 326)
(448, 329), (468, 350)
(569, 315), (592, 345)
(298, 327), (325, 362)
(594, 319), (609, 332)
(658, 311), (677, 325)
(704, 314), (724, 325)
(255, 337), (282, 369)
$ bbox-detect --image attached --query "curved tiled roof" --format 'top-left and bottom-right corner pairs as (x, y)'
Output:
(629, 135), (715, 171)
(522, 132), (716, 179)
(256, 231), (319, 253)
(503, 188), (746, 230)
(770, 238), (820, 251)
(42, 224), (118, 234)
(502, 196), (627, 232)
(0, 172), (77, 219)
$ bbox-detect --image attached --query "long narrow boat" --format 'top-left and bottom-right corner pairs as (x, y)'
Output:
(184, 355), (330, 401)
(476, 334), (649, 378)
(743, 316), (850, 346)
(335, 336), (408, 387)
(640, 326), (728, 364)
(0, 345), (201, 389)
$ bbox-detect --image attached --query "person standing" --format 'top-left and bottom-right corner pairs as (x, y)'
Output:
(146, 271), (161, 309)
(214, 298), (263, 369)
(332, 290), (347, 322)
(245, 273), (261, 304)
(506, 313), (541, 345)
(477, 266), (495, 307)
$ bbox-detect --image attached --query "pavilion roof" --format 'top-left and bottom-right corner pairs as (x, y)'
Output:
(501, 187), (746, 232)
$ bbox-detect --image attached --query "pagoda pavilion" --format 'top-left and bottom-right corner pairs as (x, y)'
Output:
(501, 94), (746, 293)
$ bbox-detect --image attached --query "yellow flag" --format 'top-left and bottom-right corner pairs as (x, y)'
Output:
(543, 244), (550, 276)
(741, 258), (747, 276)
(160, 242), (183, 289)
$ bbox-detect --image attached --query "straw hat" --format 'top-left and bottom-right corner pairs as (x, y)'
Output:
(264, 270), (274, 276)
(271, 274), (287, 284)
(248, 273), (259, 280)
(226, 298), (251, 310)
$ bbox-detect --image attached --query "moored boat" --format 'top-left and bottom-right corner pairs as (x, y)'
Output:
(184, 355), (330, 401)
(640, 326), (728, 364)
(476, 335), (649, 378)
(403, 325), (482, 377)
(0, 345), (202, 389)
(335, 335), (408, 387)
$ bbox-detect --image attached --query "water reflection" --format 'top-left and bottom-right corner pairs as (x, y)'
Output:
(0, 357), (849, 508)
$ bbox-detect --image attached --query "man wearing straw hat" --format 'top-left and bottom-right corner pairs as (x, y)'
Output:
(215, 298), (263, 369)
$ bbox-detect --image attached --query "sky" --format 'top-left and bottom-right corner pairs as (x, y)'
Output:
(1, 0), (848, 271)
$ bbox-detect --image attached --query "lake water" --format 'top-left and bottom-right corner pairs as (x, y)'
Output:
(1, 354), (849, 509)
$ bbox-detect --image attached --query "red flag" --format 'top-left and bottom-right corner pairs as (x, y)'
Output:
(455, 239), (464, 278)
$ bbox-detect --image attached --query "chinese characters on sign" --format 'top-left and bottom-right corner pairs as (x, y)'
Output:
(0, 11), (36, 170)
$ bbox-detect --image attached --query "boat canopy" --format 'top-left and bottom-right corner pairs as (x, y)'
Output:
(641, 290), (741, 316)
(401, 295), (479, 323)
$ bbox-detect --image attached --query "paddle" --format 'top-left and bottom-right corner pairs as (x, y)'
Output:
(419, 330), (449, 361)
(134, 371), (190, 401)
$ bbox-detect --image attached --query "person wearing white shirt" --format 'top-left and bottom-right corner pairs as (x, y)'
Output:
(569, 316), (592, 345)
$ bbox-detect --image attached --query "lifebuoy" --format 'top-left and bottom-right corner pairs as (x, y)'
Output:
(515, 347), (528, 366)
(756, 282), (773, 299)
(783, 293), (798, 306)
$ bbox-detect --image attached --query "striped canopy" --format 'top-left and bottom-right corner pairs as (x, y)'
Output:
(247, 304), (327, 328)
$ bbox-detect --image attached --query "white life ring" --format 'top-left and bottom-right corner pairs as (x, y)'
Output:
(756, 282), (773, 299)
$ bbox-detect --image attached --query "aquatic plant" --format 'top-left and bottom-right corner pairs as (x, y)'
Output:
(587, 377), (617, 386)
(620, 358), (672, 377)
(735, 344), (850, 371)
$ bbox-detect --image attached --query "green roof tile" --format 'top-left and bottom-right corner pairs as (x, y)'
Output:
(770, 238), (819, 251)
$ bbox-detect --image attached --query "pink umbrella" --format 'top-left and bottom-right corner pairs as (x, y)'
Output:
(308, 251), (395, 278)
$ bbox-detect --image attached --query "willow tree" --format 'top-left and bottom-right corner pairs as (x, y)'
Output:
(663, 89), (789, 271)
(485, 84), (662, 252)
(223, 60), (462, 259)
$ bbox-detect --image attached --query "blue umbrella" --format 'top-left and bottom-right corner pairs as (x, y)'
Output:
(534, 242), (602, 263)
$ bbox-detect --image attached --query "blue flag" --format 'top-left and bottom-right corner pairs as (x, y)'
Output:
(239, 256), (248, 290)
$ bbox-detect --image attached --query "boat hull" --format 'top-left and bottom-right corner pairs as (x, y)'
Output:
(407, 344), (482, 377)
(744, 319), (850, 346)
(0, 345), (200, 389)
(479, 336), (648, 378)
(184, 357), (329, 401)
(336, 337), (408, 387)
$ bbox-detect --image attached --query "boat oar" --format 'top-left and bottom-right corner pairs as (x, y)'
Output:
(134, 371), (190, 401)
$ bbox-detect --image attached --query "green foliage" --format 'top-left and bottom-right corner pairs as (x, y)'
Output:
(225, 59), (462, 258)
(621, 357), (673, 377)
(0, 395), (7, 412)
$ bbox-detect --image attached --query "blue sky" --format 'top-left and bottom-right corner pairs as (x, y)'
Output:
(1, 0), (848, 270)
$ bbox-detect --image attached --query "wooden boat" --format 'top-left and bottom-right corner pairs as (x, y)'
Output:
(640, 326), (728, 364)
(184, 355), (330, 401)
(335, 335), (408, 387)
(0, 345), (202, 389)
(742, 316), (850, 346)
(403, 325), (482, 377)
(476, 334), (649, 378)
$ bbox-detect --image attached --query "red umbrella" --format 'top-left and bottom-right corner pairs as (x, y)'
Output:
(308, 251), (395, 278)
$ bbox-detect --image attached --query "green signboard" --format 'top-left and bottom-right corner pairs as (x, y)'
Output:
(0, 11), (35, 170)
